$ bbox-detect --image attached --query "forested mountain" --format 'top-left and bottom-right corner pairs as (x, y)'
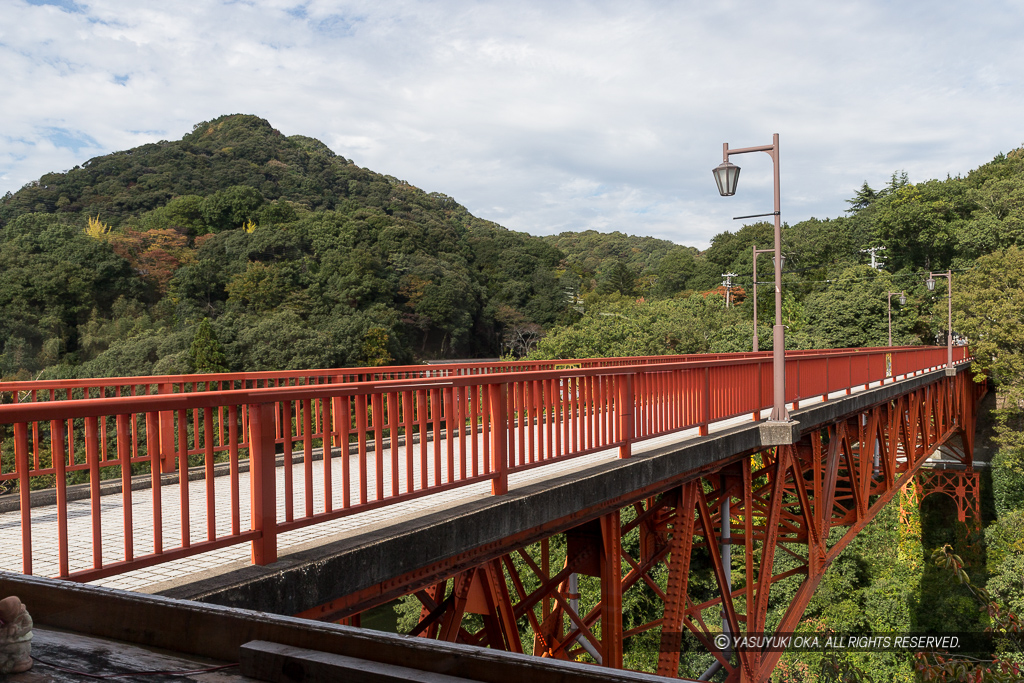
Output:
(0, 114), (572, 378)
(4, 113), (1022, 382)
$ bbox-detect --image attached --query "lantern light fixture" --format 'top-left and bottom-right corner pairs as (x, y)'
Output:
(712, 161), (741, 197)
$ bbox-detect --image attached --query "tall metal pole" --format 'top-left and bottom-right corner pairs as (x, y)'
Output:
(886, 291), (905, 348)
(752, 246), (773, 353)
(769, 134), (787, 421)
(721, 135), (789, 423)
(927, 271), (954, 371)
(946, 269), (953, 370)
(752, 246), (758, 352)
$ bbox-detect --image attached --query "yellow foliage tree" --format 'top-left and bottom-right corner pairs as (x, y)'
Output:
(86, 215), (111, 239)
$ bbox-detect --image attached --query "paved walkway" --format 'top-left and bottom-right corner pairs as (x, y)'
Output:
(0, 376), (936, 594)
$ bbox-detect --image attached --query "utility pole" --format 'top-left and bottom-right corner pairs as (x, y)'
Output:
(861, 246), (886, 270)
(721, 272), (738, 307)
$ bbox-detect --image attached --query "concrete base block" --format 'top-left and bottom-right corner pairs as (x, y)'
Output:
(945, 367), (958, 376)
(759, 420), (801, 446)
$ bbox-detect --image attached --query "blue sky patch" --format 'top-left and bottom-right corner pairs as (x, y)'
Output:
(313, 13), (361, 36)
(44, 127), (100, 153)
(25, 0), (86, 13)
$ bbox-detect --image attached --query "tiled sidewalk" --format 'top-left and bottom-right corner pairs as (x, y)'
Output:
(0, 376), (922, 593)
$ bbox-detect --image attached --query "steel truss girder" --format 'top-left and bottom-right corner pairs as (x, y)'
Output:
(299, 372), (981, 683)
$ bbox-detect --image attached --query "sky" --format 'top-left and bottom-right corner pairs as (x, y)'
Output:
(2, 1), (1022, 249)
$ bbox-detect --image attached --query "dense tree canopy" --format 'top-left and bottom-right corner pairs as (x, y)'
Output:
(3, 115), (1023, 383)
(0, 115), (581, 377)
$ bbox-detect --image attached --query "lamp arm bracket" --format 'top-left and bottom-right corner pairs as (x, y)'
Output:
(725, 144), (775, 157)
(733, 212), (780, 220)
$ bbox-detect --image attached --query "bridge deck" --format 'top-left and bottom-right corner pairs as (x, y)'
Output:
(0, 375), (924, 598)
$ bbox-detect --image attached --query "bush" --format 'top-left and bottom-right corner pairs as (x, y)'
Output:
(991, 448), (1024, 516)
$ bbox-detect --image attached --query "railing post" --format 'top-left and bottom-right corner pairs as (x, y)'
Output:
(15, 422), (31, 575)
(489, 383), (508, 495)
(700, 367), (710, 436)
(753, 361), (762, 421)
(158, 382), (176, 473)
(248, 402), (278, 565)
(847, 355), (852, 395)
(822, 357), (829, 402)
(618, 374), (634, 459)
(792, 359), (800, 411)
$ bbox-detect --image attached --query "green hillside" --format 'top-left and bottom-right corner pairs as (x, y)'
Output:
(0, 114), (572, 377)
(3, 114), (1024, 383)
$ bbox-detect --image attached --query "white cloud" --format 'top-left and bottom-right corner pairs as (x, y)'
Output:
(2, 0), (1023, 248)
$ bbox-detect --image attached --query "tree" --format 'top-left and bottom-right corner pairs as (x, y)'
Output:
(199, 185), (266, 233)
(188, 318), (229, 372)
(954, 247), (1024, 452)
(225, 262), (290, 314)
(106, 227), (193, 293)
(916, 545), (1024, 682)
(845, 181), (878, 214)
(801, 266), (913, 349)
(600, 261), (637, 296)
(528, 296), (749, 360)
(955, 246), (1024, 383)
(655, 248), (697, 297)
(873, 179), (968, 271)
(360, 327), (393, 367)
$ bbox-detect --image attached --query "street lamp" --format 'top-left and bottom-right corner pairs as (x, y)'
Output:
(715, 134), (794, 434)
(926, 270), (954, 372)
(712, 160), (741, 196)
(886, 291), (906, 347)
(751, 245), (774, 352)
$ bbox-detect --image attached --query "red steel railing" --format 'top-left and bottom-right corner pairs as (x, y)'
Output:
(0, 346), (968, 583)
(0, 348), (913, 404)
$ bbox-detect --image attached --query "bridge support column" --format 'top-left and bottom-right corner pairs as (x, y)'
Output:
(657, 484), (698, 678)
(600, 511), (623, 668)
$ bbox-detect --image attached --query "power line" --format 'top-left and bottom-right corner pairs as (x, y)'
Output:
(724, 267), (976, 288)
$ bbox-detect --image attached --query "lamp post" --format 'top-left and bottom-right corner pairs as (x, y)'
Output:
(751, 245), (774, 352)
(714, 134), (793, 428)
(926, 270), (954, 372)
(886, 291), (906, 347)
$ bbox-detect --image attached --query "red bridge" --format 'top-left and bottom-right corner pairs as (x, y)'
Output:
(0, 346), (982, 683)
